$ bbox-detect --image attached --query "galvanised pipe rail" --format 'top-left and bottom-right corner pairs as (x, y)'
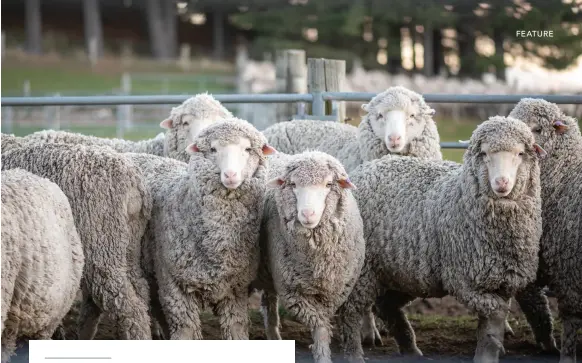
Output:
(0, 94), (314, 106)
(322, 92), (582, 104)
(2, 93), (582, 107)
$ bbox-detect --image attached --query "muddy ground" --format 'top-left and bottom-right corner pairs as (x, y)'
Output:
(43, 293), (579, 362)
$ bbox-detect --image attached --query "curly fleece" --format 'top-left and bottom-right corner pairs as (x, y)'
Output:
(262, 86), (441, 171)
(1, 169), (84, 363)
(256, 151), (365, 363)
(1, 143), (153, 340)
(128, 118), (267, 341)
(339, 116), (543, 362)
(509, 98), (582, 361)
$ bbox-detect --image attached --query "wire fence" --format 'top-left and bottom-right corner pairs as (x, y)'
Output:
(2, 92), (582, 149)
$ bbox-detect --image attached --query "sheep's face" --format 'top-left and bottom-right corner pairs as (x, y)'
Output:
(509, 99), (575, 155)
(268, 153), (355, 229)
(479, 142), (529, 197)
(365, 98), (433, 154)
(208, 137), (256, 189)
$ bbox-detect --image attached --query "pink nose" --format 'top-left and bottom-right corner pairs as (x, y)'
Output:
(388, 135), (402, 143)
(301, 209), (316, 219)
(223, 171), (237, 179)
(494, 176), (509, 190)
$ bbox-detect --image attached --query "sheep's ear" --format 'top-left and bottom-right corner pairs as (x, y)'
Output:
(337, 177), (356, 189)
(361, 103), (370, 112)
(267, 177), (285, 188)
(553, 120), (569, 134)
(533, 144), (547, 159)
(425, 107), (436, 117)
(186, 143), (200, 154)
(262, 144), (277, 156)
(160, 118), (173, 129)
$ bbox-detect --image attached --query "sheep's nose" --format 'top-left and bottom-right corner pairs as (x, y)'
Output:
(495, 176), (509, 188)
(301, 209), (316, 219)
(223, 171), (238, 179)
(388, 135), (402, 143)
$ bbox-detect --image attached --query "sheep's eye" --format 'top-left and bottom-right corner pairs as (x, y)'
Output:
(288, 182), (296, 188)
(210, 147), (217, 153)
(245, 147), (252, 152)
(183, 121), (189, 126)
(479, 151), (486, 157)
(377, 113), (383, 119)
(410, 114), (415, 118)
(326, 182), (333, 188)
(533, 127), (542, 133)
(518, 152), (525, 156)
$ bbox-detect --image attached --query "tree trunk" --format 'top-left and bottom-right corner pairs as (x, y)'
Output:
(83, 0), (104, 59)
(433, 28), (444, 76)
(423, 22), (434, 76)
(25, 0), (42, 54)
(493, 28), (506, 81)
(457, 25), (478, 79)
(213, 10), (226, 60)
(145, 0), (169, 60)
(161, 0), (177, 59)
(387, 25), (402, 74)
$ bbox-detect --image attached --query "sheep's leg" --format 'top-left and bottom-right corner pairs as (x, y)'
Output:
(157, 271), (202, 340)
(113, 280), (152, 340)
(260, 290), (282, 340)
(78, 290), (102, 340)
(149, 280), (169, 340)
(375, 291), (422, 356)
(215, 288), (250, 340)
(338, 264), (380, 363)
(473, 308), (507, 363)
(286, 299), (332, 363)
(515, 284), (558, 353)
(361, 307), (382, 347)
(559, 313), (581, 363)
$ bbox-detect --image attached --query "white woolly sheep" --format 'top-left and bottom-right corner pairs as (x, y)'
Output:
(262, 86), (442, 171)
(1, 169), (84, 362)
(1, 143), (153, 340)
(126, 117), (276, 340)
(509, 98), (582, 363)
(24, 93), (232, 162)
(254, 151), (365, 363)
(339, 116), (546, 363)
(1, 134), (26, 154)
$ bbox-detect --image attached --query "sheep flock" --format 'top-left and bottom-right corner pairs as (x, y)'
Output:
(1, 90), (580, 363)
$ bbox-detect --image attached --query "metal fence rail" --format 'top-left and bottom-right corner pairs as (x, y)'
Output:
(2, 92), (581, 150)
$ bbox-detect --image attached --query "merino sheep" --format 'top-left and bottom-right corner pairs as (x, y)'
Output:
(255, 151), (365, 363)
(339, 116), (545, 363)
(126, 117), (276, 340)
(1, 143), (153, 340)
(509, 99), (582, 363)
(262, 86), (442, 171)
(24, 93), (232, 162)
(1, 169), (84, 362)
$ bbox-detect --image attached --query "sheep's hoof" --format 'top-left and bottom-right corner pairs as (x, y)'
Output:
(374, 335), (383, 347)
(400, 347), (423, 356)
(538, 341), (560, 355)
(504, 321), (515, 337)
(361, 336), (376, 347)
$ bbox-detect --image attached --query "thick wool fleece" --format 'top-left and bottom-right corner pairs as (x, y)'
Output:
(128, 118), (267, 340)
(26, 130), (166, 156)
(262, 87), (441, 172)
(340, 117), (542, 362)
(1, 169), (84, 363)
(163, 93), (233, 162)
(256, 151), (365, 363)
(1, 144), (153, 340)
(1, 134), (27, 154)
(510, 98), (582, 361)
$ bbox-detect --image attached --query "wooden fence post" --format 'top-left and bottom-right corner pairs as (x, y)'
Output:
(276, 49), (306, 121)
(307, 58), (346, 122)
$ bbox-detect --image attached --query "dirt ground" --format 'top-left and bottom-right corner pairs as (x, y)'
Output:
(53, 293), (580, 361)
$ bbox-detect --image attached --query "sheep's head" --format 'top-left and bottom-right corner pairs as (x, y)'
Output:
(467, 116), (546, 198)
(186, 118), (276, 189)
(509, 98), (579, 155)
(268, 151), (355, 229)
(160, 93), (233, 147)
(362, 86), (436, 154)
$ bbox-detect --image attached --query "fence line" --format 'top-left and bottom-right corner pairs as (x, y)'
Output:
(2, 92), (581, 150)
(2, 93), (582, 107)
